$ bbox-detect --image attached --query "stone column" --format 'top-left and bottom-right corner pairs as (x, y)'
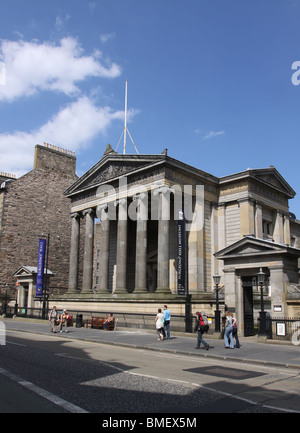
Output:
(217, 203), (226, 250)
(269, 265), (287, 316)
(273, 210), (284, 244)
(68, 212), (81, 293)
(82, 208), (95, 294)
(239, 198), (255, 236)
(155, 186), (172, 294)
(134, 193), (148, 293)
(27, 282), (34, 309)
(283, 213), (291, 245)
(255, 202), (263, 239)
(114, 199), (128, 294)
(97, 204), (110, 293)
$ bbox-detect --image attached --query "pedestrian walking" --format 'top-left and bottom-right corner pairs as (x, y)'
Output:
(232, 314), (240, 348)
(59, 309), (69, 333)
(163, 305), (171, 340)
(224, 311), (234, 349)
(49, 306), (58, 333)
(154, 308), (165, 341)
(194, 312), (209, 350)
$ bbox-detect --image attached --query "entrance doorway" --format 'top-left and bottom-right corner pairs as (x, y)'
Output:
(242, 276), (254, 336)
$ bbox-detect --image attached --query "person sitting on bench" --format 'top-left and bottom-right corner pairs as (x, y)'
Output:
(103, 313), (114, 330)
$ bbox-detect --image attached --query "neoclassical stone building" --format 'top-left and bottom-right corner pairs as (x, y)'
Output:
(59, 146), (300, 335)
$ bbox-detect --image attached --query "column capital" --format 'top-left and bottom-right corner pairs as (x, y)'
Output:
(70, 212), (81, 219)
(133, 192), (147, 201)
(153, 186), (175, 196)
(114, 198), (127, 207)
(96, 203), (108, 220)
(97, 203), (108, 211)
(82, 207), (95, 217)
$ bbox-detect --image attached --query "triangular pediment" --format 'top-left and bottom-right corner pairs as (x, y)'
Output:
(13, 266), (53, 277)
(79, 160), (151, 189)
(252, 168), (296, 198)
(220, 167), (296, 199)
(14, 266), (34, 277)
(65, 153), (167, 196)
(215, 236), (300, 260)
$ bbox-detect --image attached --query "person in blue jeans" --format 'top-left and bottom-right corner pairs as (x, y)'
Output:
(163, 305), (171, 340)
(232, 314), (240, 348)
(194, 312), (209, 350)
(224, 311), (234, 349)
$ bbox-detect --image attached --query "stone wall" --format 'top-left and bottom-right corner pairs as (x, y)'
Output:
(0, 144), (81, 294)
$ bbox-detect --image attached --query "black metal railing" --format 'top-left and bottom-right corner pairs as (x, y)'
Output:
(265, 317), (300, 342)
(3, 305), (299, 343)
(1, 305), (218, 334)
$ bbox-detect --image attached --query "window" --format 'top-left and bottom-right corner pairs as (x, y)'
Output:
(263, 220), (272, 237)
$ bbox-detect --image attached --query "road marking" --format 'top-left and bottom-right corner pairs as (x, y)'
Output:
(5, 330), (300, 413)
(6, 341), (27, 347)
(0, 367), (88, 413)
(54, 352), (300, 414)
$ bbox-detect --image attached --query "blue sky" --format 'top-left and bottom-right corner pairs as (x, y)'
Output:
(1, 0), (300, 217)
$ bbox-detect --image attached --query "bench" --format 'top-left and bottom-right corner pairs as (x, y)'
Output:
(85, 316), (117, 330)
(85, 316), (105, 329)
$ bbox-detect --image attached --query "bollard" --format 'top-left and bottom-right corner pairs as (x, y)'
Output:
(76, 314), (83, 328)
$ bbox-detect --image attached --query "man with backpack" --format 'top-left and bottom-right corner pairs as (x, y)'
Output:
(194, 311), (209, 350)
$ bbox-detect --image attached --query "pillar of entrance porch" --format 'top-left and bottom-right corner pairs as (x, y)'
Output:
(97, 204), (110, 293)
(134, 193), (148, 293)
(114, 199), (128, 294)
(155, 187), (172, 294)
(68, 212), (81, 293)
(81, 208), (95, 293)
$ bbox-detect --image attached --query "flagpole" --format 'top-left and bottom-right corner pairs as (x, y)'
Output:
(123, 80), (128, 155)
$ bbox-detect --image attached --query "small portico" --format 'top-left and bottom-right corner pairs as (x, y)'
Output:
(215, 235), (300, 336)
(13, 266), (53, 310)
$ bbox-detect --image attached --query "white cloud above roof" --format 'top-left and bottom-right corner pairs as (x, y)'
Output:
(0, 37), (121, 102)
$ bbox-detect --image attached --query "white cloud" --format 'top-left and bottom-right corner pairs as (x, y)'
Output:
(0, 96), (135, 177)
(203, 130), (225, 140)
(100, 33), (116, 44)
(0, 37), (122, 101)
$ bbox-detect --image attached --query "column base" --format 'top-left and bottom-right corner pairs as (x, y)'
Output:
(155, 286), (171, 295)
(65, 290), (81, 297)
(113, 288), (128, 294)
(96, 288), (110, 295)
(133, 288), (148, 294)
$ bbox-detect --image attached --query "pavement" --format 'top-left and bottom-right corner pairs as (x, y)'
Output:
(2, 317), (300, 370)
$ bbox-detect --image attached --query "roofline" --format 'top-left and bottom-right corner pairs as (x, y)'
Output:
(219, 166), (296, 198)
(215, 235), (300, 259)
(64, 153), (219, 198)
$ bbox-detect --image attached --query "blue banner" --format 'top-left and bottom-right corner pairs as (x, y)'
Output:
(177, 211), (185, 296)
(36, 238), (46, 297)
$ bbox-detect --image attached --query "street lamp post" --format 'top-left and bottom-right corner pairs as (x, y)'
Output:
(213, 273), (221, 333)
(257, 268), (266, 336)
